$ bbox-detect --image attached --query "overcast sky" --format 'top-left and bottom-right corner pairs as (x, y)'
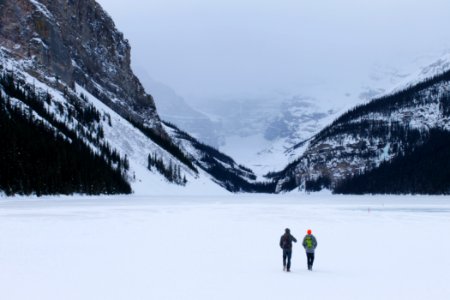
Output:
(97, 0), (450, 101)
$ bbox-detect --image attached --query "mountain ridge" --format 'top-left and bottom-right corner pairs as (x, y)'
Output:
(0, 0), (263, 195)
(271, 68), (450, 193)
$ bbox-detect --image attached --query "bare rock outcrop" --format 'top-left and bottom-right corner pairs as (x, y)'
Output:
(0, 0), (163, 133)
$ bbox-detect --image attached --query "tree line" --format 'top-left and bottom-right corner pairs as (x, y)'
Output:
(162, 122), (275, 193)
(0, 70), (131, 195)
(148, 152), (187, 185)
(334, 129), (450, 194)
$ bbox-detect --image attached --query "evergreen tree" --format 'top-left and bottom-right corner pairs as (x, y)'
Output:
(0, 70), (132, 196)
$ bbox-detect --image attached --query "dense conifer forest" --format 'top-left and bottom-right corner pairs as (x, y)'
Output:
(0, 71), (131, 196)
(334, 129), (450, 194)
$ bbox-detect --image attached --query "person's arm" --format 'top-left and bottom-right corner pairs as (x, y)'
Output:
(279, 236), (283, 248)
(302, 236), (307, 249)
(292, 235), (297, 243)
(313, 236), (318, 249)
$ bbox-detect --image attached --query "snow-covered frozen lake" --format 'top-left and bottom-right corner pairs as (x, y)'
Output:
(1, 194), (449, 300)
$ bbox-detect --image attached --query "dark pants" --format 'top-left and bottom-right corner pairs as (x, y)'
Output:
(283, 249), (292, 270)
(306, 253), (315, 270)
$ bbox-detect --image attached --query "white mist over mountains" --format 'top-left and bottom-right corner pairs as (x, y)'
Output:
(98, 0), (450, 101)
(97, 0), (450, 172)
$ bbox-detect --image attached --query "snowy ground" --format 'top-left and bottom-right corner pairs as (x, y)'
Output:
(0, 194), (449, 300)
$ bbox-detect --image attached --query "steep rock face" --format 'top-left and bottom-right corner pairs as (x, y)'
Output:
(0, 0), (162, 132)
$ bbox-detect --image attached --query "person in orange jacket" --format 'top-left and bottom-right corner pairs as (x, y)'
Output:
(302, 229), (318, 271)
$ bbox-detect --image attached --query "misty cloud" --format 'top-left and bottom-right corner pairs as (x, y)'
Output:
(97, 0), (450, 101)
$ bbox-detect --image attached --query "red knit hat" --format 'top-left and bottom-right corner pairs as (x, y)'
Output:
(307, 229), (312, 235)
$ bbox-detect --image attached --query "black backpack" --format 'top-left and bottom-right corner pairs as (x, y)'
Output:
(281, 234), (292, 249)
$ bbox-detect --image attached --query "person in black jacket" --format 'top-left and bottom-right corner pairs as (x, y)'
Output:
(279, 228), (297, 272)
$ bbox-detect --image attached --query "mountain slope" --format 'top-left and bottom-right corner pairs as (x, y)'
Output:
(0, 0), (269, 195)
(334, 129), (450, 194)
(164, 122), (275, 193)
(271, 69), (450, 193)
(0, 72), (131, 196)
(168, 51), (450, 176)
(0, 48), (229, 196)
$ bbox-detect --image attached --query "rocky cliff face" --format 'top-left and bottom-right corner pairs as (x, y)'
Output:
(0, 0), (163, 132)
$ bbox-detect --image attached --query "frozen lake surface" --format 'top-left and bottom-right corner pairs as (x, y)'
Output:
(0, 194), (449, 300)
